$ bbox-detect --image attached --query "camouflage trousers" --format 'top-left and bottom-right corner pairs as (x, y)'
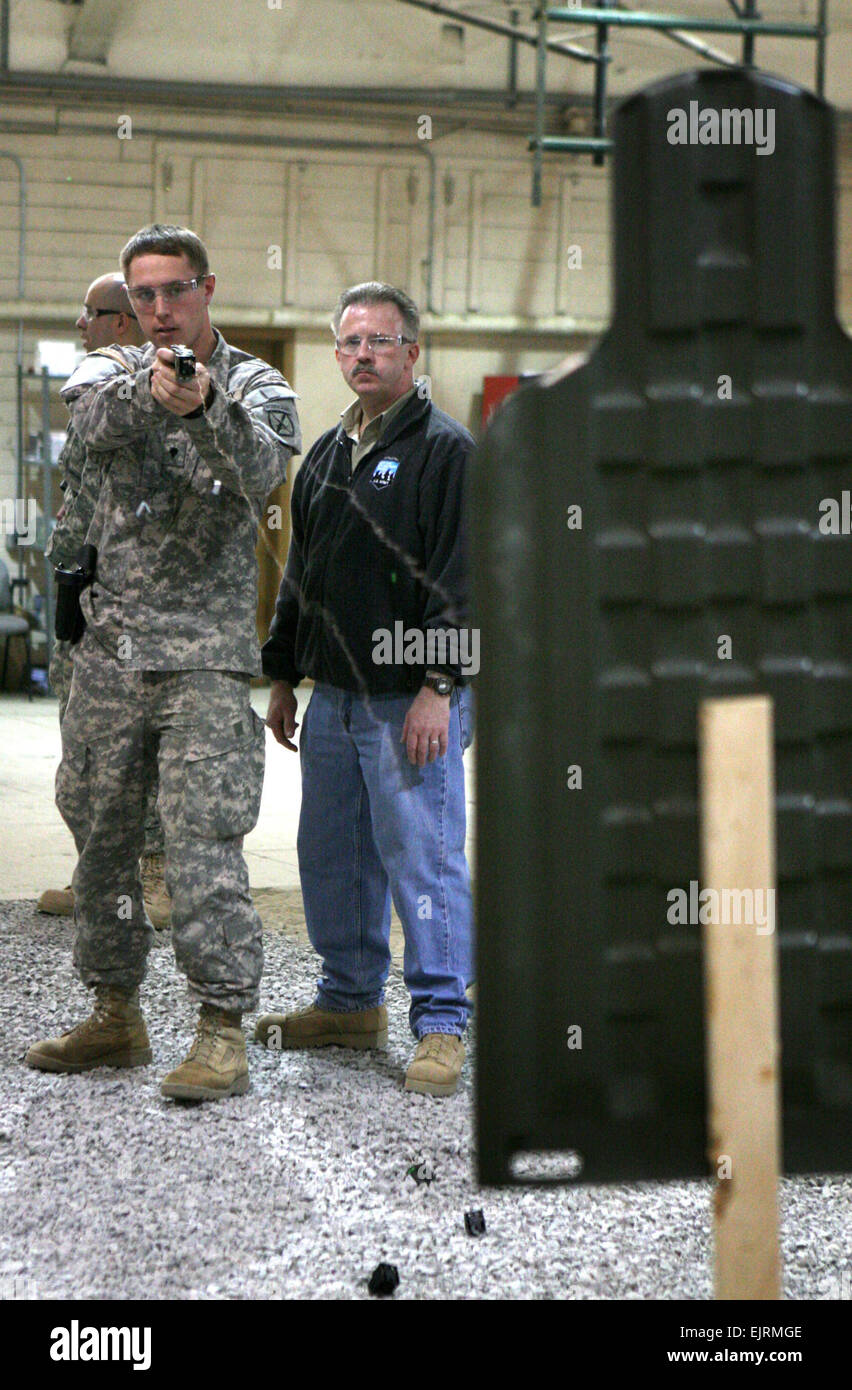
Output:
(56, 632), (266, 1013)
(51, 637), (165, 856)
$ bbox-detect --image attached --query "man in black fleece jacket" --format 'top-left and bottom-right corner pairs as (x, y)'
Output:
(256, 282), (475, 1096)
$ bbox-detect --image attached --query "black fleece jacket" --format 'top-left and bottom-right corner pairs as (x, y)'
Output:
(261, 390), (474, 695)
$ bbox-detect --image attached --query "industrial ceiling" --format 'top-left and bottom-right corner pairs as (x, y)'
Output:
(1, 1), (849, 118)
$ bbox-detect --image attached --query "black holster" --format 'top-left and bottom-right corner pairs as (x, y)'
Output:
(54, 544), (97, 644)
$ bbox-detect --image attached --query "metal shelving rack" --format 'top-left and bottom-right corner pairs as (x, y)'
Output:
(530, 2), (830, 202)
(12, 364), (68, 671)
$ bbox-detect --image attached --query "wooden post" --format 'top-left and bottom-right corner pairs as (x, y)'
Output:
(698, 695), (782, 1301)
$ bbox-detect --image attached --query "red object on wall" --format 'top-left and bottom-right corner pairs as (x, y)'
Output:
(482, 375), (520, 428)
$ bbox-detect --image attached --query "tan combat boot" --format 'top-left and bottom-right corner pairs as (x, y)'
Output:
(254, 1003), (388, 1050)
(404, 1033), (465, 1097)
(140, 853), (171, 931)
(25, 986), (152, 1073)
(160, 1005), (249, 1101)
(36, 885), (75, 916)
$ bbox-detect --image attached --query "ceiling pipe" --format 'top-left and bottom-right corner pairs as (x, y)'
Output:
(1, 0), (9, 77)
(0, 69), (575, 115)
(0, 143), (27, 594)
(0, 148), (26, 328)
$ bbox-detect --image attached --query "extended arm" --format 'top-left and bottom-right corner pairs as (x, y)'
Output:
(182, 370), (301, 500)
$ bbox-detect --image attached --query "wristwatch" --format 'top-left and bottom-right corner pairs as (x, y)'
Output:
(424, 670), (454, 696)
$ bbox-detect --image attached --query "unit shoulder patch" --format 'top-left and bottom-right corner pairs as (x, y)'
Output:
(264, 402), (297, 440)
(239, 376), (300, 449)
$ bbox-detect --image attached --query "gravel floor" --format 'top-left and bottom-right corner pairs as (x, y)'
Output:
(0, 900), (849, 1301)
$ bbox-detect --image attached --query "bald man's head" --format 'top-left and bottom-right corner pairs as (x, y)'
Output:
(76, 272), (146, 352)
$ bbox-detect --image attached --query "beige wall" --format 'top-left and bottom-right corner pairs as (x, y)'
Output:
(290, 332), (345, 461)
(0, 103), (615, 511)
(289, 328), (595, 448)
(3, 99), (852, 543)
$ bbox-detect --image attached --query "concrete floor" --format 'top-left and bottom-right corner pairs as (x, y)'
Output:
(2, 689), (849, 1311)
(0, 686), (476, 901)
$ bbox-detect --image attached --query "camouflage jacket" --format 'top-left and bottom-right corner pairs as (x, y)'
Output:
(44, 423), (88, 566)
(60, 329), (300, 674)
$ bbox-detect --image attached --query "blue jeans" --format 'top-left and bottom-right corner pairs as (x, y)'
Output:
(297, 682), (474, 1038)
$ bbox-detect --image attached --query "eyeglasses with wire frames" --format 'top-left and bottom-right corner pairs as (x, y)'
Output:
(334, 333), (416, 356)
(125, 276), (209, 307)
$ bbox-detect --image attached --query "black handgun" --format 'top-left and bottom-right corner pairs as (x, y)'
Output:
(171, 345), (196, 382)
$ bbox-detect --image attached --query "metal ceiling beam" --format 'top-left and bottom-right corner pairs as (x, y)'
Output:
(817, 0), (829, 97)
(614, 1), (739, 68)
(741, 0), (756, 66)
(0, 68), (574, 114)
(1, 0), (9, 76)
(67, 0), (125, 65)
(531, 134), (611, 154)
(531, 0), (829, 194)
(592, 0), (611, 167)
(547, 8), (821, 38)
(394, 0), (596, 64)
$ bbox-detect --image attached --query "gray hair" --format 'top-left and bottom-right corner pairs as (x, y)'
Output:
(331, 282), (419, 341)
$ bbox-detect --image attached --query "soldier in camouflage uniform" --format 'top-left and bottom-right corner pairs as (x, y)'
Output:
(38, 275), (171, 928)
(26, 225), (300, 1102)
(46, 274), (145, 715)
